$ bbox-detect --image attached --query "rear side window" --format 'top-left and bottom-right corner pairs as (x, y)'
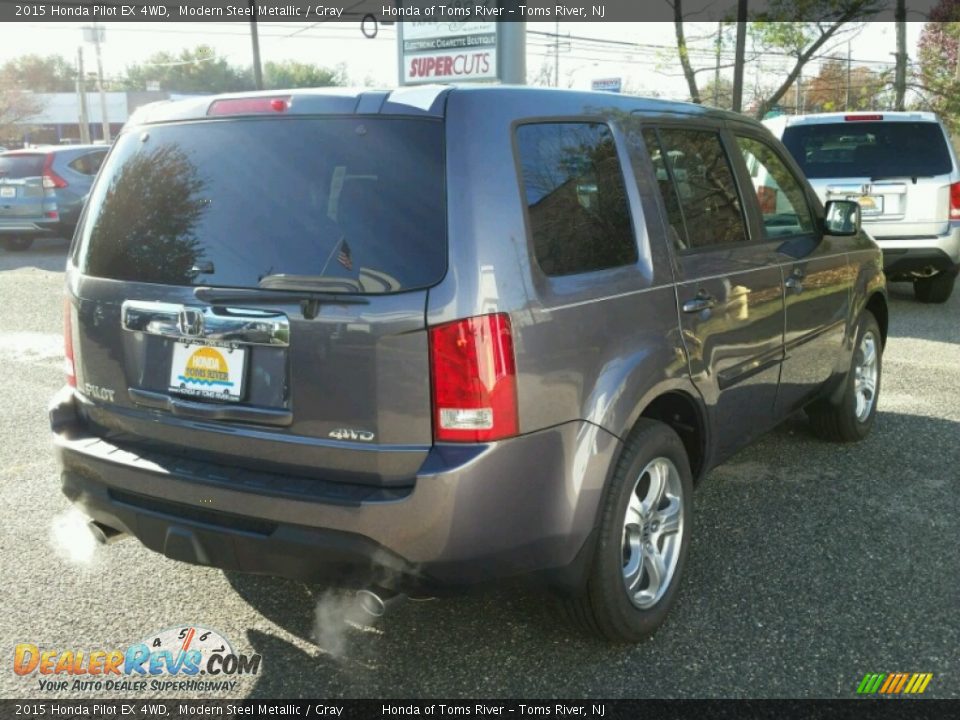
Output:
(78, 117), (446, 294)
(0, 154), (44, 179)
(646, 128), (747, 251)
(516, 122), (637, 277)
(782, 121), (953, 179)
(68, 151), (107, 176)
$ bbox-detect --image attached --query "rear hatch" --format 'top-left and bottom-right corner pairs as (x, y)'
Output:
(0, 153), (55, 222)
(781, 118), (956, 238)
(69, 113), (446, 486)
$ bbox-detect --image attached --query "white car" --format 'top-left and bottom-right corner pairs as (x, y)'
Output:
(765, 111), (960, 303)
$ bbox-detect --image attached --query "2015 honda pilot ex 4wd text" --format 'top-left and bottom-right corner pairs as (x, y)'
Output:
(51, 86), (888, 642)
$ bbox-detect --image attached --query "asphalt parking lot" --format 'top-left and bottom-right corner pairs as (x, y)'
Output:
(0, 237), (957, 699)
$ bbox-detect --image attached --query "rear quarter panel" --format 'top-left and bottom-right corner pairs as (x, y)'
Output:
(429, 90), (697, 444)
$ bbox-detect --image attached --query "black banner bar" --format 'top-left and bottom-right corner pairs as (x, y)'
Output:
(0, 0), (946, 23)
(1, 700), (958, 720)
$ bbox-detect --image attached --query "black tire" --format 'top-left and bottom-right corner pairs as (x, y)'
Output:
(807, 310), (882, 443)
(1, 236), (33, 252)
(913, 271), (956, 304)
(565, 419), (693, 642)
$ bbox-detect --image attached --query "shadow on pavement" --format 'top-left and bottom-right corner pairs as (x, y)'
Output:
(0, 237), (70, 272)
(224, 570), (600, 697)
(884, 279), (960, 346)
(220, 408), (958, 698)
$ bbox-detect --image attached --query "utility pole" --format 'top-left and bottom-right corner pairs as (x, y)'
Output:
(84, 23), (111, 143)
(895, 0), (906, 110)
(249, 0), (263, 90)
(713, 21), (722, 106)
(76, 47), (91, 145)
(731, 0), (747, 113)
(499, 23), (527, 85)
(846, 41), (852, 110)
(554, 21), (560, 87)
(796, 70), (802, 114)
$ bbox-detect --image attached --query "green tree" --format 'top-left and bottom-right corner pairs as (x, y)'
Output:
(263, 61), (346, 89)
(701, 77), (734, 109)
(797, 57), (890, 112)
(122, 46), (250, 94)
(670, 0), (885, 118)
(917, 2), (960, 134)
(0, 88), (43, 143)
(0, 54), (76, 92)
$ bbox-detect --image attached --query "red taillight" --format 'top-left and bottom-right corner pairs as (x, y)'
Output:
(207, 96), (290, 116)
(64, 297), (76, 388)
(844, 114), (883, 122)
(42, 153), (68, 189)
(45, 210), (59, 219)
(950, 182), (960, 220)
(429, 313), (518, 443)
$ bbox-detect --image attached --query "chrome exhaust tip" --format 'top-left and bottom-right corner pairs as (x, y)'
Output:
(356, 587), (403, 618)
(87, 521), (126, 545)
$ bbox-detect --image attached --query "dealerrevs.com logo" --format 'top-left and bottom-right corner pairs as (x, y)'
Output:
(13, 625), (261, 693)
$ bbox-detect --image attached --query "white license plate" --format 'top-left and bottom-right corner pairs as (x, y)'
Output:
(168, 342), (247, 402)
(0, 187), (15, 198)
(849, 194), (883, 216)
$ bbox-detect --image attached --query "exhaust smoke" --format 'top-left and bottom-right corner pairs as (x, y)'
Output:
(311, 590), (385, 659)
(48, 508), (100, 565)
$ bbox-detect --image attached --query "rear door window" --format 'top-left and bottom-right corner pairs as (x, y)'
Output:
(0, 154), (45, 179)
(782, 121), (953, 179)
(645, 128), (748, 251)
(516, 122), (637, 276)
(77, 117), (446, 294)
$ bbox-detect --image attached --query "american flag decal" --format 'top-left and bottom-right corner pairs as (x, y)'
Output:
(337, 239), (353, 271)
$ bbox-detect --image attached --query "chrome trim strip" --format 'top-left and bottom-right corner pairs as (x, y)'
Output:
(121, 300), (290, 347)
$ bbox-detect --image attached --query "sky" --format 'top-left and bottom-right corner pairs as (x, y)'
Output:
(0, 21), (928, 100)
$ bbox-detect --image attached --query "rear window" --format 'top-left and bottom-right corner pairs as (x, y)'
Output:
(782, 121), (953, 179)
(0, 154), (45, 179)
(77, 117), (446, 294)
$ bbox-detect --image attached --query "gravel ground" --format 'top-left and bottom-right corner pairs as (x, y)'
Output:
(0, 238), (957, 699)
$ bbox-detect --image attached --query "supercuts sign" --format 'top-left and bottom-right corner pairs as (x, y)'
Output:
(398, 18), (500, 85)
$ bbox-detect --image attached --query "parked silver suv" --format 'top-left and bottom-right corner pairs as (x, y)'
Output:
(51, 87), (887, 642)
(766, 111), (960, 303)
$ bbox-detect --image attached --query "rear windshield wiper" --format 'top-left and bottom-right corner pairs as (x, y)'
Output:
(194, 283), (369, 319)
(194, 287), (369, 305)
(870, 174), (933, 183)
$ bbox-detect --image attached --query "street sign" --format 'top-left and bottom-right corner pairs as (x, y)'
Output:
(82, 26), (105, 44)
(591, 78), (622, 93)
(398, 21), (499, 85)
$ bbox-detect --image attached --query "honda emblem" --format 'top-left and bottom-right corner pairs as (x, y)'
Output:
(178, 308), (204, 337)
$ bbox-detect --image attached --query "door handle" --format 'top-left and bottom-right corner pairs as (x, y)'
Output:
(682, 293), (716, 314)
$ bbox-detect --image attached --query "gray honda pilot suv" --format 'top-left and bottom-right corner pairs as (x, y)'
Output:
(51, 86), (887, 642)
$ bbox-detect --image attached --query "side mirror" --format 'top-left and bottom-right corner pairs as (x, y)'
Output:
(823, 199), (861, 236)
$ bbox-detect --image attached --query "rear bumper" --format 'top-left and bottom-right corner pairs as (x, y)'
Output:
(874, 224), (960, 278)
(51, 387), (617, 590)
(0, 218), (59, 236)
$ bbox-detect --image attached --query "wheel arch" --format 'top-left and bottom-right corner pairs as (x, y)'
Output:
(606, 381), (710, 486)
(636, 389), (709, 483)
(865, 291), (889, 348)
